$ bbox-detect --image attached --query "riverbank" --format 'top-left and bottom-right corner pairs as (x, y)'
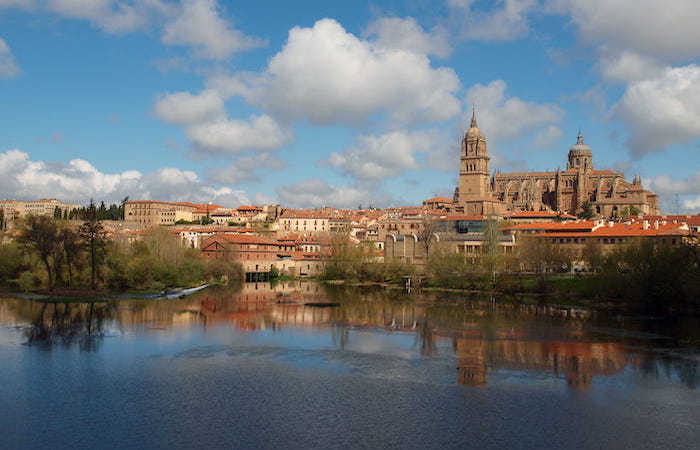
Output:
(2, 283), (212, 303)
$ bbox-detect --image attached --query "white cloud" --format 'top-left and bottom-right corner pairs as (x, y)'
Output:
(551, 0), (700, 63)
(0, 0), (32, 9)
(364, 16), (450, 58)
(276, 178), (385, 209)
(322, 130), (437, 182)
(598, 49), (665, 83)
(448, 0), (537, 41)
(162, 0), (265, 59)
(614, 65), (700, 156)
(465, 79), (564, 144)
(0, 38), (20, 78)
(534, 125), (563, 149)
(44, 0), (169, 34)
(206, 153), (289, 184)
(234, 18), (461, 125)
(0, 148), (250, 206)
(154, 89), (225, 126)
(185, 114), (292, 155)
(645, 170), (700, 214)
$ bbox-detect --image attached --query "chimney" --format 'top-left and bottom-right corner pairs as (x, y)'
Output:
(643, 220), (649, 230)
(654, 220), (659, 229)
(608, 221), (614, 227)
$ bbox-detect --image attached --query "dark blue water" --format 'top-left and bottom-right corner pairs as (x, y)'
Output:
(1, 283), (698, 449)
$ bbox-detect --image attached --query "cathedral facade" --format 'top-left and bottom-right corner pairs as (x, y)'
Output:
(453, 113), (660, 217)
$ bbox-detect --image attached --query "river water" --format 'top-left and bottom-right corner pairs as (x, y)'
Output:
(1, 281), (698, 449)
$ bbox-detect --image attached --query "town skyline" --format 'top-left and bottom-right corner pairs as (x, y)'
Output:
(1, 1), (699, 214)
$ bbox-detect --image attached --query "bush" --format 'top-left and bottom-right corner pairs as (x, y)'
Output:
(17, 270), (40, 292)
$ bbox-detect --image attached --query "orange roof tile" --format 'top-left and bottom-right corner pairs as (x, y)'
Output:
(423, 197), (454, 203)
(504, 211), (577, 219)
(203, 233), (278, 245)
(439, 215), (486, 221)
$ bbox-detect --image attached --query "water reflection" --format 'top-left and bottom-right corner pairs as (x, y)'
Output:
(1, 281), (698, 389)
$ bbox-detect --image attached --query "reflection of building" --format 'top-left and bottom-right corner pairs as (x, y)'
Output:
(456, 336), (628, 387)
(453, 112), (660, 217)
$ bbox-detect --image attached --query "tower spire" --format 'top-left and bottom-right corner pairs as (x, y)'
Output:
(470, 104), (478, 128)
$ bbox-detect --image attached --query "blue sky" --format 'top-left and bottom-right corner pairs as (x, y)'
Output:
(1, 0), (699, 213)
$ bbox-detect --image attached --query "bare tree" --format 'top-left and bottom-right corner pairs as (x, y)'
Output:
(417, 211), (439, 259)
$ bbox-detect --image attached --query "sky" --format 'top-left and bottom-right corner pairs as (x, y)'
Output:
(0, 0), (699, 213)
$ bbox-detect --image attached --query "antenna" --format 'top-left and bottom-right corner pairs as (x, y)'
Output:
(675, 193), (680, 215)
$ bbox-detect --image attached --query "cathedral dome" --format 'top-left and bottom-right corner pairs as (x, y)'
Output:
(466, 125), (483, 138)
(567, 131), (593, 170)
(568, 131), (591, 156)
(466, 110), (483, 138)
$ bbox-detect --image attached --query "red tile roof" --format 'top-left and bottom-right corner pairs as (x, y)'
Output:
(503, 211), (577, 219)
(439, 215), (486, 221)
(423, 197), (454, 203)
(537, 221), (689, 238)
(204, 233), (278, 245)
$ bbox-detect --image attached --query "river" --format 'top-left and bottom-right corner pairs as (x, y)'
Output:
(1, 281), (698, 449)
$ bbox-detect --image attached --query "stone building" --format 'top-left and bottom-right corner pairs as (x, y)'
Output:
(0, 198), (81, 229)
(124, 200), (198, 227)
(453, 112), (660, 218)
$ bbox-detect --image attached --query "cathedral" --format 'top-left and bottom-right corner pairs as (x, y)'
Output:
(453, 112), (660, 217)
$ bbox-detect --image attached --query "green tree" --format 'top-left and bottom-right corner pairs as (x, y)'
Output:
(620, 205), (641, 218)
(0, 242), (25, 286)
(59, 225), (82, 286)
(17, 215), (60, 291)
(517, 235), (570, 292)
(79, 200), (108, 290)
(119, 196), (129, 220)
(578, 201), (595, 220)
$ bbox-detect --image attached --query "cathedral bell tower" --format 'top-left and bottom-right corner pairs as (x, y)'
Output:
(457, 110), (491, 202)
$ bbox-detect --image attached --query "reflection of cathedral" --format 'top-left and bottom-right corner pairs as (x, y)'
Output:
(454, 112), (660, 217)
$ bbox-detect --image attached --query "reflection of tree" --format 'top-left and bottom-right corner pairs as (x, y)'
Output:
(417, 316), (436, 357)
(639, 355), (698, 389)
(26, 301), (108, 348)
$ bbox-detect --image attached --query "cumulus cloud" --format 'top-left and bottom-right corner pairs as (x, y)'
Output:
(447, 0), (537, 41)
(185, 114), (292, 155)
(614, 65), (700, 157)
(206, 153), (289, 184)
(0, 148), (250, 206)
(0, 38), (20, 78)
(645, 170), (700, 213)
(322, 130), (438, 183)
(230, 18), (460, 125)
(153, 89), (225, 126)
(152, 88), (291, 156)
(162, 0), (265, 59)
(276, 178), (388, 209)
(465, 79), (565, 144)
(598, 49), (665, 83)
(549, 0), (700, 63)
(364, 16), (450, 58)
(534, 125), (564, 149)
